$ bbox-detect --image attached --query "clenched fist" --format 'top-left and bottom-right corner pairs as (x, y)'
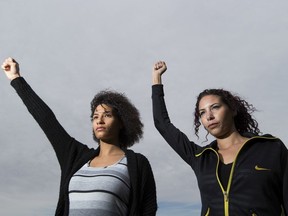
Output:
(1, 57), (20, 81)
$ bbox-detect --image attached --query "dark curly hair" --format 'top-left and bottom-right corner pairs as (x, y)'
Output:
(194, 89), (260, 138)
(90, 90), (143, 148)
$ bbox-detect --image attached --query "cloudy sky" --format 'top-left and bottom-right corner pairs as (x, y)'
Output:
(1, 0), (288, 215)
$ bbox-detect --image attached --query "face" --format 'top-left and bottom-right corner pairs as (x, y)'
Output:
(92, 104), (123, 144)
(198, 95), (236, 139)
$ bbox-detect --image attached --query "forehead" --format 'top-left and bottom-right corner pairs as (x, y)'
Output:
(94, 104), (113, 113)
(199, 95), (222, 109)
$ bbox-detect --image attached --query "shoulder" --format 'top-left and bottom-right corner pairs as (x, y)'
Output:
(245, 132), (283, 143)
(125, 149), (149, 161)
(249, 134), (287, 151)
(125, 150), (153, 171)
(254, 134), (283, 142)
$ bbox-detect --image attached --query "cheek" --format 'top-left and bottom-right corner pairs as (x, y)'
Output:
(199, 116), (206, 124)
(200, 118), (208, 129)
(92, 121), (97, 130)
(111, 123), (121, 132)
(222, 111), (234, 123)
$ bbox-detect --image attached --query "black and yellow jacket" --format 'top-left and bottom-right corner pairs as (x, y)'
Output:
(152, 84), (288, 216)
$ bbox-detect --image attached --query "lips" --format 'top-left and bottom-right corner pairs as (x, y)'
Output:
(208, 122), (218, 129)
(96, 127), (106, 131)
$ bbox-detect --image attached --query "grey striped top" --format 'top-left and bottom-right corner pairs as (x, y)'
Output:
(68, 156), (130, 216)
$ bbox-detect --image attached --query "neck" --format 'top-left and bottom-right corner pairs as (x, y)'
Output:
(98, 141), (124, 156)
(216, 131), (248, 150)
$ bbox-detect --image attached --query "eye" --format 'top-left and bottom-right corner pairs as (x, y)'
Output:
(199, 111), (205, 117)
(104, 113), (113, 118)
(93, 115), (98, 120)
(211, 104), (221, 110)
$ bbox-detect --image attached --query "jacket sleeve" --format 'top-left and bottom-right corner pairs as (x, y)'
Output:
(10, 77), (87, 170)
(152, 84), (201, 167)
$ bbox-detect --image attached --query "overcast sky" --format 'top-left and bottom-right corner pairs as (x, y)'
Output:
(1, 0), (288, 215)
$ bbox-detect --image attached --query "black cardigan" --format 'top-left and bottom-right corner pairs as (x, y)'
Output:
(11, 77), (157, 216)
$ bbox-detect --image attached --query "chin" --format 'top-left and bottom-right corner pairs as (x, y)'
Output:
(214, 133), (231, 139)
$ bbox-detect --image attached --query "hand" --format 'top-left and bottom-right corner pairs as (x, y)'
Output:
(153, 61), (167, 76)
(1, 57), (21, 80)
(152, 61), (167, 85)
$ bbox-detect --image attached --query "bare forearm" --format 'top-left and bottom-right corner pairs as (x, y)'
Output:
(152, 73), (162, 85)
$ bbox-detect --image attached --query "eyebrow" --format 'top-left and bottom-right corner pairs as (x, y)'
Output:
(199, 103), (221, 111)
(93, 110), (113, 115)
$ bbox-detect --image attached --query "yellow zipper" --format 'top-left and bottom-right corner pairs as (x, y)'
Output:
(213, 148), (230, 216)
(224, 191), (229, 216)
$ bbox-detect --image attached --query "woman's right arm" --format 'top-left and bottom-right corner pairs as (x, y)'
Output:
(2, 58), (85, 168)
(152, 61), (200, 166)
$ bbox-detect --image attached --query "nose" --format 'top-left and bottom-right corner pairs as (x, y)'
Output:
(206, 111), (214, 121)
(96, 115), (104, 124)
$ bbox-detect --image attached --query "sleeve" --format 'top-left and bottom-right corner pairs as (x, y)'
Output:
(281, 141), (288, 215)
(137, 155), (157, 216)
(10, 77), (87, 169)
(152, 84), (200, 167)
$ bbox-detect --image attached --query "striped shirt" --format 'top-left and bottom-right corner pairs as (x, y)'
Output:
(68, 156), (130, 216)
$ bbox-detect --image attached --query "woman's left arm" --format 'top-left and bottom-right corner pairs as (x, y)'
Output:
(139, 155), (157, 216)
(282, 142), (288, 214)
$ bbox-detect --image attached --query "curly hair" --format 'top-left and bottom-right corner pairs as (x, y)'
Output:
(90, 90), (143, 148)
(194, 89), (260, 138)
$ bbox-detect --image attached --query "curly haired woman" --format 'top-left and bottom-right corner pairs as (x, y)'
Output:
(2, 57), (157, 216)
(151, 61), (287, 216)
